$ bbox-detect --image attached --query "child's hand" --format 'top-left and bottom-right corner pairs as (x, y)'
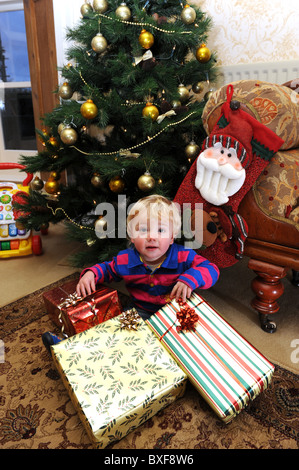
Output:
(170, 281), (192, 303)
(76, 271), (96, 297)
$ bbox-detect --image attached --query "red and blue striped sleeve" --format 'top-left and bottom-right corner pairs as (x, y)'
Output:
(80, 257), (122, 284)
(178, 250), (219, 290)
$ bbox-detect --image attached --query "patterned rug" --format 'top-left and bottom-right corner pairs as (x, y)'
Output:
(0, 276), (298, 449)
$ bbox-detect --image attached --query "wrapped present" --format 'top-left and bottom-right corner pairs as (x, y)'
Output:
(51, 311), (187, 448)
(146, 293), (275, 423)
(43, 278), (122, 337)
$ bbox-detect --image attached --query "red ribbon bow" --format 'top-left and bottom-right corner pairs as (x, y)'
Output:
(176, 299), (199, 332)
(160, 298), (200, 341)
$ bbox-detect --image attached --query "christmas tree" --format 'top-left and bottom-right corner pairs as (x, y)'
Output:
(15, 0), (217, 268)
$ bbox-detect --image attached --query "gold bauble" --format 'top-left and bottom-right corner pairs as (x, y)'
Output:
(58, 122), (66, 134)
(137, 172), (155, 192)
(30, 176), (44, 191)
(181, 5), (196, 24)
(50, 171), (60, 180)
(177, 84), (189, 103)
(204, 90), (213, 101)
(142, 102), (159, 121)
(192, 81), (204, 94)
(196, 43), (211, 63)
(80, 2), (93, 17)
(109, 175), (125, 193)
(80, 99), (98, 119)
(60, 126), (78, 145)
(171, 100), (182, 109)
(115, 2), (131, 20)
(93, 0), (108, 12)
(185, 141), (200, 161)
(58, 82), (73, 100)
(138, 29), (154, 49)
(91, 33), (108, 53)
(44, 177), (60, 195)
(91, 173), (104, 188)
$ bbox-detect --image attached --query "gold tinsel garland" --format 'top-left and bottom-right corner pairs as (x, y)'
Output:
(96, 13), (193, 35)
(46, 205), (95, 231)
(46, 204), (118, 237)
(71, 111), (196, 157)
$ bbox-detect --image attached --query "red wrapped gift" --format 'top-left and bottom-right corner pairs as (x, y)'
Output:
(43, 278), (122, 337)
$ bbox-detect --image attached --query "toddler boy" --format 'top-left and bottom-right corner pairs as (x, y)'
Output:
(77, 195), (219, 319)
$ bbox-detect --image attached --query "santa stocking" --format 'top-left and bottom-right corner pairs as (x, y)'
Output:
(174, 84), (284, 268)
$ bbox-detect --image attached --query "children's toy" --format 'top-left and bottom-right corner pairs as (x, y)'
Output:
(0, 163), (42, 258)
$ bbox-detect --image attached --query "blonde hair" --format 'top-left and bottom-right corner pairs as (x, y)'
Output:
(127, 195), (181, 239)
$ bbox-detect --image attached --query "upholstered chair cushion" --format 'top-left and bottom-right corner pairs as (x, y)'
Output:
(202, 79), (299, 150)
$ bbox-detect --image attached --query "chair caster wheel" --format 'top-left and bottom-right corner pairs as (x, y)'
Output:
(259, 314), (277, 333)
(291, 270), (299, 287)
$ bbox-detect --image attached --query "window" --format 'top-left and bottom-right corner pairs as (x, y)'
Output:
(0, 0), (36, 182)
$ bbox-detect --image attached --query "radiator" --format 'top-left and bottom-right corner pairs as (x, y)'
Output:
(216, 59), (299, 86)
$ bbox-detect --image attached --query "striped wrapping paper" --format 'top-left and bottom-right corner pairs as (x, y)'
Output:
(146, 292), (275, 423)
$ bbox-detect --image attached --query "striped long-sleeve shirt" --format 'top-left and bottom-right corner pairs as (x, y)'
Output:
(81, 243), (219, 314)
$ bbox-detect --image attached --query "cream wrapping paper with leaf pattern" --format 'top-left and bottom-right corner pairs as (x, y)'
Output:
(51, 315), (187, 448)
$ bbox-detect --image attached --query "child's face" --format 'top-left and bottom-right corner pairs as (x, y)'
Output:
(129, 210), (174, 265)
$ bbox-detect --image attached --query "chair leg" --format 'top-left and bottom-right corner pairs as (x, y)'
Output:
(247, 259), (287, 333)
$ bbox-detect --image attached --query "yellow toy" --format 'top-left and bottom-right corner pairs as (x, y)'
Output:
(0, 163), (42, 258)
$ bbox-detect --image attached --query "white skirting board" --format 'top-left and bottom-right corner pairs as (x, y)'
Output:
(216, 59), (299, 86)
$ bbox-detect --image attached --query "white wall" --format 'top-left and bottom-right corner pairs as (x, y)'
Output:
(198, 0), (299, 66)
(52, 0), (83, 71)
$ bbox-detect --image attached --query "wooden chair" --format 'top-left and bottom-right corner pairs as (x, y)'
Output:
(203, 79), (299, 332)
(239, 189), (299, 333)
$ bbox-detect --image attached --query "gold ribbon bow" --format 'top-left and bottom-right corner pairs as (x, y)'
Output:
(134, 50), (153, 66)
(58, 292), (82, 309)
(156, 109), (176, 124)
(119, 308), (140, 330)
(57, 292), (97, 336)
(119, 149), (141, 159)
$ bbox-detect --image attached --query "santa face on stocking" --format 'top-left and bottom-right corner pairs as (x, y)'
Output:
(195, 141), (246, 206)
